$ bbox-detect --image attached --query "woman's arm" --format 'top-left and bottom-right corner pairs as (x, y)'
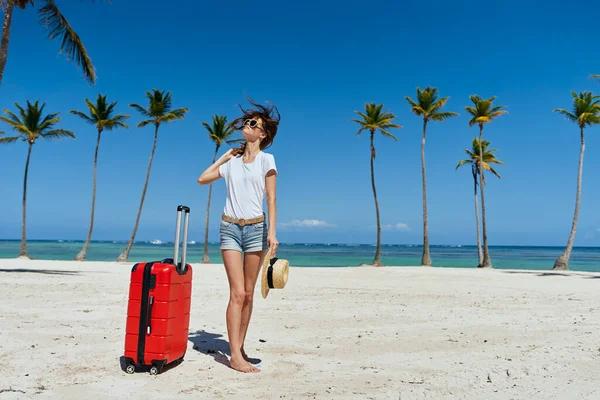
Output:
(265, 170), (279, 253)
(197, 149), (233, 185)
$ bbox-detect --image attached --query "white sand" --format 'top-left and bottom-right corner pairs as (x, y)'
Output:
(0, 259), (599, 400)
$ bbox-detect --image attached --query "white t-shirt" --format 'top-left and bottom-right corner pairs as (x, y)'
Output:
(219, 151), (277, 220)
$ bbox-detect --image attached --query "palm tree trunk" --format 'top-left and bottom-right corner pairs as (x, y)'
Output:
(75, 128), (102, 261)
(201, 145), (219, 263)
(369, 130), (383, 266)
(0, 0), (15, 85)
(478, 126), (492, 268)
(553, 126), (585, 270)
(19, 142), (32, 259)
(117, 125), (159, 262)
(472, 165), (483, 266)
(420, 119), (431, 266)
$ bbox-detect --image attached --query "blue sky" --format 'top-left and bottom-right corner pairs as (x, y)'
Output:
(1, 0), (600, 246)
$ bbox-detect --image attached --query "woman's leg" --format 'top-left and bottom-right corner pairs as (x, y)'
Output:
(222, 249), (257, 373)
(239, 249), (267, 363)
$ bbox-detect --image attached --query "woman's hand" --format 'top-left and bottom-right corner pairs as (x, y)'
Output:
(267, 233), (279, 256)
(218, 149), (234, 164)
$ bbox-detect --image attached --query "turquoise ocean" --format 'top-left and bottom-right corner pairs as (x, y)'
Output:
(0, 240), (599, 272)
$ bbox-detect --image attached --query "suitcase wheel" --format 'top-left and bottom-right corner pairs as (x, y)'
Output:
(125, 364), (135, 374)
(149, 366), (160, 375)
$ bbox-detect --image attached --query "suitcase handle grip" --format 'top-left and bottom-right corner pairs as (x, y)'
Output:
(173, 205), (190, 274)
(146, 296), (154, 335)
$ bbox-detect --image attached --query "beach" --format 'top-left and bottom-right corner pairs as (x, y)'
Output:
(1, 259), (599, 400)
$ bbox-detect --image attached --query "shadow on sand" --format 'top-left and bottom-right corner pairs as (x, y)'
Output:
(0, 268), (80, 275)
(501, 270), (600, 279)
(188, 329), (262, 367)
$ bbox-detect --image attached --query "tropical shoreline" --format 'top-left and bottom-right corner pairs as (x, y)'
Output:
(1, 240), (599, 272)
(1, 259), (599, 399)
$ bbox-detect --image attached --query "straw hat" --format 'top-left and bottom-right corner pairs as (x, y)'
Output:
(261, 248), (289, 299)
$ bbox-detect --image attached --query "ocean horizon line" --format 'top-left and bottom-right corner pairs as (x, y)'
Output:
(0, 238), (599, 249)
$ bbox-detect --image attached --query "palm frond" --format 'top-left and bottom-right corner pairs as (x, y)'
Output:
(129, 103), (150, 117)
(2, 109), (23, 125)
(103, 114), (130, 130)
(111, 121), (129, 129)
(15, 102), (28, 123)
(353, 111), (368, 121)
(349, 118), (366, 127)
(455, 159), (473, 170)
(553, 108), (578, 123)
(465, 95), (506, 127)
(38, 1), (96, 85)
(160, 108), (188, 123)
(429, 111), (459, 122)
(201, 121), (215, 136)
(429, 96), (448, 113)
(41, 129), (75, 140)
(487, 165), (502, 179)
(351, 124), (367, 136)
(351, 102), (401, 139)
(38, 112), (61, 132)
(132, 90), (186, 127)
(457, 136), (504, 178)
(464, 148), (476, 158)
(69, 110), (95, 124)
(464, 106), (478, 127)
(0, 115), (27, 131)
(202, 115), (235, 146)
(84, 98), (99, 117)
(136, 119), (154, 128)
(405, 96), (425, 116)
(0, 136), (20, 144)
(554, 91), (600, 127)
(378, 121), (402, 130)
(379, 130), (398, 140)
(489, 110), (508, 119)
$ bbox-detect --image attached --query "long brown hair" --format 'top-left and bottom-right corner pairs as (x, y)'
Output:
(229, 96), (280, 156)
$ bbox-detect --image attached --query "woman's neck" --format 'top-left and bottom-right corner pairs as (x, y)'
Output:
(243, 141), (261, 161)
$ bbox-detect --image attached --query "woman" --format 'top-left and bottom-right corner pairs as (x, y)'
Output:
(197, 97), (280, 373)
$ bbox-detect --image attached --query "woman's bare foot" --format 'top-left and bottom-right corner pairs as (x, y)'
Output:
(230, 355), (260, 373)
(241, 347), (261, 365)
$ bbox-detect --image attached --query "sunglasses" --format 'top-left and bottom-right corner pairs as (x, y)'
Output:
(243, 119), (262, 129)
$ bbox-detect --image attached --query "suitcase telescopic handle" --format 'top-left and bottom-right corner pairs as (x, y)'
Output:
(147, 296), (154, 334)
(173, 205), (190, 272)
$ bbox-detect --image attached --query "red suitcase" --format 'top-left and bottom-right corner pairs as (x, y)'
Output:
(123, 205), (193, 375)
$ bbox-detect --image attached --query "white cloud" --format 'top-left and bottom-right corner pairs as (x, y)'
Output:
(381, 223), (410, 231)
(280, 219), (335, 229)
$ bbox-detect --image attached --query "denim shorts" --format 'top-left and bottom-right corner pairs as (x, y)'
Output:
(220, 219), (268, 253)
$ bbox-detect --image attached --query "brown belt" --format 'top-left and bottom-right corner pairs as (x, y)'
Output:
(222, 214), (265, 227)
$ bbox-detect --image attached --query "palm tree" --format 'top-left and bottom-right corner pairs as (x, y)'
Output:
(464, 95), (507, 268)
(70, 94), (129, 261)
(351, 103), (401, 266)
(199, 115), (243, 263)
(1, 0), (100, 85)
(552, 91), (600, 270)
(456, 137), (504, 266)
(405, 87), (459, 266)
(0, 100), (74, 258)
(116, 89), (188, 262)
